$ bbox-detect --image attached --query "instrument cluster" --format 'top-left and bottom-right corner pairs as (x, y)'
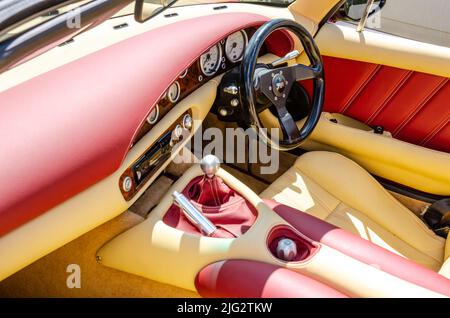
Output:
(132, 27), (259, 145)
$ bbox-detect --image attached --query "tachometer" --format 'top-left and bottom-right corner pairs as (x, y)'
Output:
(200, 44), (222, 76)
(225, 30), (247, 63)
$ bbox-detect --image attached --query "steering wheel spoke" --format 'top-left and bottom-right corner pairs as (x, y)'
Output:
(274, 104), (301, 141)
(292, 64), (319, 81)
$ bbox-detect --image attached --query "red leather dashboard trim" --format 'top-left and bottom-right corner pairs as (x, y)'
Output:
(264, 199), (450, 297)
(0, 13), (279, 237)
(195, 260), (348, 298)
(318, 56), (450, 153)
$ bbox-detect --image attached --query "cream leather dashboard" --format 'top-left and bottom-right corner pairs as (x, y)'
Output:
(0, 3), (305, 93)
(0, 0), (324, 280)
(0, 78), (217, 282)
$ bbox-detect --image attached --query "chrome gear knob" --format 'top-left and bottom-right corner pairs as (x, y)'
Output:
(200, 154), (220, 178)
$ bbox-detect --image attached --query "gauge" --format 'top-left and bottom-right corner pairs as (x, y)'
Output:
(146, 104), (159, 124)
(167, 81), (180, 103)
(179, 69), (188, 78)
(200, 44), (222, 76)
(225, 30), (248, 63)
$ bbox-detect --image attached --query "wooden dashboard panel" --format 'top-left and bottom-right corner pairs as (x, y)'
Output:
(132, 27), (259, 144)
(120, 110), (193, 201)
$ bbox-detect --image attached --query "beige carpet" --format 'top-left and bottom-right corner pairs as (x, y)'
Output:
(0, 211), (198, 298)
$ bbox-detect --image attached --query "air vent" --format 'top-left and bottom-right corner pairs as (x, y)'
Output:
(59, 38), (74, 47)
(43, 9), (59, 17)
(164, 12), (178, 18)
(213, 5), (228, 10)
(113, 23), (129, 30)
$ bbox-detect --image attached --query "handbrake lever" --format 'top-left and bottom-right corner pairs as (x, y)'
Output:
(172, 191), (217, 236)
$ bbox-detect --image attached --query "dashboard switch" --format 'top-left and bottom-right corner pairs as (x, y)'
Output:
(224, 85), (239, 95)
(171, 124), (183, 143)
(122, 176), (133, 192)
(182, 114), (193, 130)
(219, 107), (229, 117)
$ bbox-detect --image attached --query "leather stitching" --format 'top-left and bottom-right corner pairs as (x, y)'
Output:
(340, 64), (382, 114)
(421, 117), (450, 147)
(393, 78), (449, 137)
(367, 70), (414, 125)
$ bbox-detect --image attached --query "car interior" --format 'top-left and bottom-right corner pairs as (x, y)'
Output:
(0, 0), (449, 297)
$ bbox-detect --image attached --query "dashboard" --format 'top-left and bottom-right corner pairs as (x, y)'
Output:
(0, 10), (293, 241)
(132, 26), (292, 145)
(133, 27), (258, 144)
(119, 26), (293, 200)
(0, 5), (304, 282)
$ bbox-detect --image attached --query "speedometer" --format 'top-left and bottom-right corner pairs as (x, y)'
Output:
(200, 44), (222, 76)
(225, 30), (247, 63)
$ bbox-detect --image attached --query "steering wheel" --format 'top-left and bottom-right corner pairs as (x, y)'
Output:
(240, 19), (325, 151)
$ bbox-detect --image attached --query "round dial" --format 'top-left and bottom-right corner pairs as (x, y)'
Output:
(200, 44), (222, 76)
(167, 81), (180, 103)
(179, 69), (188, 78)
(146, 104), (159, 124)
(225, 30), (247, 63)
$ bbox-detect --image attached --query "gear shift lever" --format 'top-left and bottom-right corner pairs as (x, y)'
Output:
(170, 155), (222, 237)
(166, 155), (257, 238)
(200, 154), (220, 178)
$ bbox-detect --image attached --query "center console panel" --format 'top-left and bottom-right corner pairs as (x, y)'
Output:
(119, 110), (192, 201)
(97, 163), (450, 298)
(267, 225), (319, 263)
(163, 175), (257, 238)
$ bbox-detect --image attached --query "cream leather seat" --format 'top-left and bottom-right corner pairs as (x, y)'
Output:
(261, 151), (450, 277)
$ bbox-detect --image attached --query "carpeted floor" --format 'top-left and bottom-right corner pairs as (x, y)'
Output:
(0, 210), (198, 298)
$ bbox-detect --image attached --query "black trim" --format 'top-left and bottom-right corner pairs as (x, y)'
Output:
(338, 0), (387, 22)
(213, 5), (228, 11)
(317, 0), (347, 32)
(58, 38), (74, 46)
(164, 13), (179, 18)
(134, 0), (178, 23)
(113, 23), (129, 30)
(377, 177), (447, 204)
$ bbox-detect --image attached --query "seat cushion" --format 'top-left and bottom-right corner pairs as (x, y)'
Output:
(439, 239), (450, 278)
(260, 151), (446, 272)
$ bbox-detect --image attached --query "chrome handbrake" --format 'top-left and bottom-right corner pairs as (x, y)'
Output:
(172, 191), (217, 237)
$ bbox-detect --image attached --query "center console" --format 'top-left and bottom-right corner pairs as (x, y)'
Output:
(97, 155), (450, 298)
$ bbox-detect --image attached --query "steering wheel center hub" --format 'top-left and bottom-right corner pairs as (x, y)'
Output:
(272, 73), (287, 97)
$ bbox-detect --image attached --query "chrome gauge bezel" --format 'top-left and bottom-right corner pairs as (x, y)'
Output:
(199, 44), (223, 77)
(167, 81), (181, 103)
(179, 69), (188, 78)
(225, 30), (248, 63)
(146, 104), (159, 125)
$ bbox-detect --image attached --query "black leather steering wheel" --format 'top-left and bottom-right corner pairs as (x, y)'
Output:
(240, 19), (325, 151)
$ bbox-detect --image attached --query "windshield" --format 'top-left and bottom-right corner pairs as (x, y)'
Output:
(1, 0), (295, 41)
(117, 0), (295, 21)
(0, 0), (295, 73)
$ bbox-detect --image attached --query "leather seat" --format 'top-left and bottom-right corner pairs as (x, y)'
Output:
(260, 151), (450, 277)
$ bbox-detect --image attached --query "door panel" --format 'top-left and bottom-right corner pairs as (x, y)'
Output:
(319, 56), (450, 153)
